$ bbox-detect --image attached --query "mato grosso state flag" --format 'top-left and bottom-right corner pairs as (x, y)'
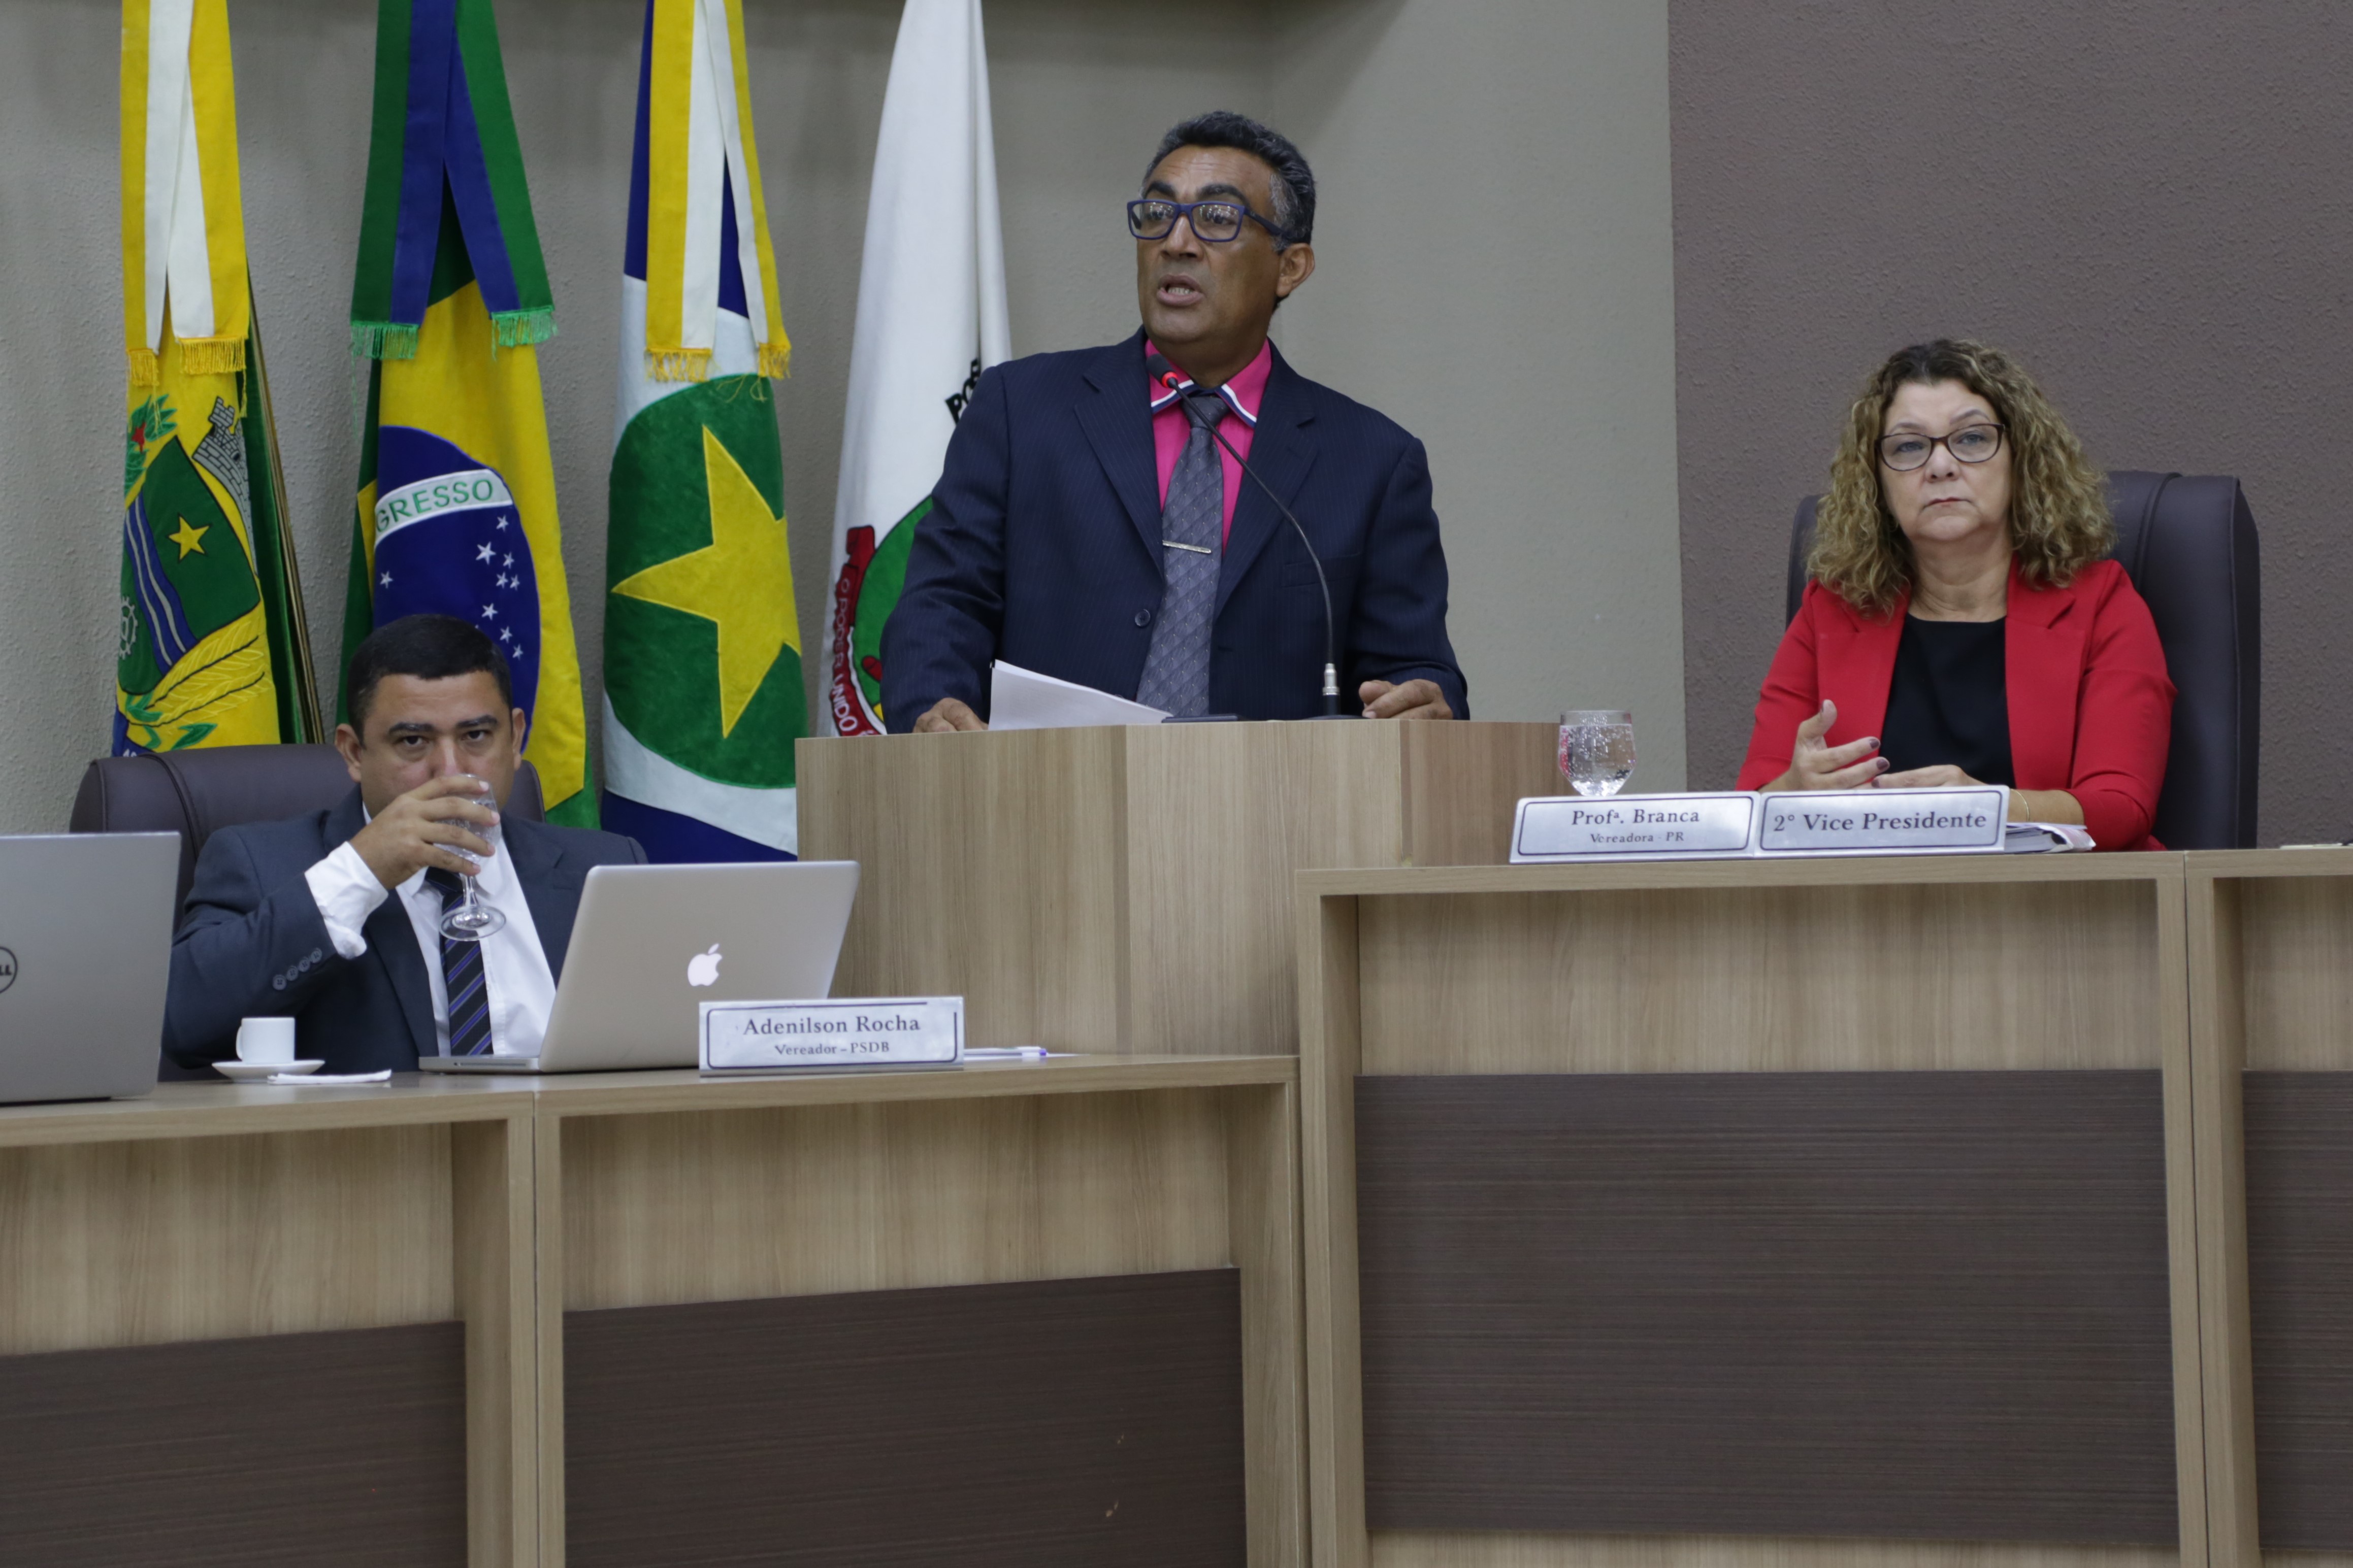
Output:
(340, 0), (593, 824)
(601, 0), (804, 860)
(118, 0), (321, 754)
(824, 0), (1008, 735)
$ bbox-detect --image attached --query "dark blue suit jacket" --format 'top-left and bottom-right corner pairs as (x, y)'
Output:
(879, 331), (1468, 727)
(164, 787), (645, 1074)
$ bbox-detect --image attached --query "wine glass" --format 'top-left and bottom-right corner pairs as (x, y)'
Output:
(1559, 710), (1637, 798)
(437, 780), (506, 942)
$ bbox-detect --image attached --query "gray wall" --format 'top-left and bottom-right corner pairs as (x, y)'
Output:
(0, 0), (1683, 833)
(1671, 0), (2342, 842)
(1272, 0), (1686, 782)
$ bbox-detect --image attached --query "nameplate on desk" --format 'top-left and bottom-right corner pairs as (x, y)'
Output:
(1756, 786), (2009, 855)
(700, 996), (964, 1073)
(1511, 793), (1759, 862)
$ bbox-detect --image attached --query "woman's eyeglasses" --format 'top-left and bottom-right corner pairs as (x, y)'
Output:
(1878, 423), (2005, 472)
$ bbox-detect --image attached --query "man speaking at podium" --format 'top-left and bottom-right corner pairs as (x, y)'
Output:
(881, 111), (1468, 731)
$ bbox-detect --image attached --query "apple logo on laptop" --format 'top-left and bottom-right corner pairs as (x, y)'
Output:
(0, 947), (14, 994)
(687, 944), (723, 988)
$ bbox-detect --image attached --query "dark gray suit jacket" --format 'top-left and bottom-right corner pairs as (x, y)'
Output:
(165, 786), (646, 1073)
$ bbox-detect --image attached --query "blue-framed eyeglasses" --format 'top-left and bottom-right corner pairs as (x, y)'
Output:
(1127, 198), (1285, 245)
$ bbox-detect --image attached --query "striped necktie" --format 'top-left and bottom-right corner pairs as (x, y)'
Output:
(1135, 394), (1229, 716)
(422, 869), (495, 1057)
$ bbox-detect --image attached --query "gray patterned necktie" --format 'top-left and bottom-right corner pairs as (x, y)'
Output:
(1135, 395), (1228, 716)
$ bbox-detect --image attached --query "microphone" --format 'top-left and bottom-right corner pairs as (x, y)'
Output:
(1145, 351), (1346, 718)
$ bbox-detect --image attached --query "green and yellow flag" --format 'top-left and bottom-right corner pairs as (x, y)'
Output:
(117, 0), (320, 755)
(600, 0), (803, 860)
(341, 0), (592, 823)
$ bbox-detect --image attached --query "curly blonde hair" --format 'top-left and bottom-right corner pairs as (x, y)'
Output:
(1807, 339), (2112, 615)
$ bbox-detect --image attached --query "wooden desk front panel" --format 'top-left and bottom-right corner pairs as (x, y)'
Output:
(558, 1090), (1234, 1306)
(1355, 879), (2167, 1076)
(0, 1120), (499, 1566)
(0, 1124), (455, 1353)
(2187, 858), (2353, 1565)
(1303, 864), (2195, 1568)
(1356, 1072), (2176, 1545)
(544, 1074), (1304, 1568)
(800, 722), (1558, 1057)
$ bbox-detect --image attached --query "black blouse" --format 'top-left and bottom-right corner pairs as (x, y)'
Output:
(1878, 616), (2014, 786)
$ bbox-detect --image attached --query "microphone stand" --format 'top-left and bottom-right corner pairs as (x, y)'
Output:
(1167, 380), (1347, 718)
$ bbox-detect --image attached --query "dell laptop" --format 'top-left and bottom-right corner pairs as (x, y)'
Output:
(0, 832), (180, 1104)
(419, 859), (860, 1074)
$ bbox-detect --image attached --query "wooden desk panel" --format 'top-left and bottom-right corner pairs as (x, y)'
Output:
(2182, 852), (2353, 1567)
(0, 1323), (467, 1567)
(0, 1058), (1298, 1568)
(555, 1090), (1233, 1309)
(1354, 877), (2165, 1075)
(536, 1061), (1302, 1568)
(798, 723), (1558, 1057)
(0, 1124), (455, 1354)
(1356, 1072), (2176, 1545)
(0, 1085), (538, 1567)
(564, 1272), (1246, 1567)
(1301, 859), (2199, 1568)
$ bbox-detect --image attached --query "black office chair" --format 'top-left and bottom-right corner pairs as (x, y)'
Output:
(70, 743), (546, 916)
(69, 744), (548, 1079)
(1785, 471), (2260, 848)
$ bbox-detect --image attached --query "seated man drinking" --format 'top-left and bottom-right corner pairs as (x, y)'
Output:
(165, 614), (645, 1073)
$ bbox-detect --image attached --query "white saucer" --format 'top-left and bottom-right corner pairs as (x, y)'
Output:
(214, 1059), (325, 1082)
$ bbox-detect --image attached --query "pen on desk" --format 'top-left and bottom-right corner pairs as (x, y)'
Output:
(965, 1046), (1050, 1060)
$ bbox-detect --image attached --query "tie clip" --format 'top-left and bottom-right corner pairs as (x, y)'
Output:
(1161, 540), (1214, 555)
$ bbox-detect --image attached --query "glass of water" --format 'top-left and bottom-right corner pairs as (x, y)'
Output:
(1559, 710), (1636, 797)
(437, 780), (506, 942)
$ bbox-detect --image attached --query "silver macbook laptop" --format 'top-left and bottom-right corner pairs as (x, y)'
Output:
(419, 859), (860, 1074)
(0, 832), (179, 1104)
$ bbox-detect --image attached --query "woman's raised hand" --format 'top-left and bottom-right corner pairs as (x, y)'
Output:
(1767, 699), (1889, 791)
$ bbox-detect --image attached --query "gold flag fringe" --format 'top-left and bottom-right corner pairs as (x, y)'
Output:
(758, 341), (790, 379)
(128, 348), (162, 388)
(177, 336), (246, 377)
(645, 347), (713, 383)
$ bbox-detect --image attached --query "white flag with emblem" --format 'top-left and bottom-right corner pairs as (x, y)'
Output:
(822, 0), (1010, 736)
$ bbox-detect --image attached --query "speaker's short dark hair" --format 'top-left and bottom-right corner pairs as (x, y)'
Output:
(346, 614), (514, 729)
(1146, 111), (1316, 247)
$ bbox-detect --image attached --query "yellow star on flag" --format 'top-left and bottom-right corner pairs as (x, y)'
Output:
(167, 516), (209, 558)
(611, 426), (800, 737)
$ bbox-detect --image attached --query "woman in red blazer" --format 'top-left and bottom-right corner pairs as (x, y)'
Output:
(1737, 340), (2175, 851)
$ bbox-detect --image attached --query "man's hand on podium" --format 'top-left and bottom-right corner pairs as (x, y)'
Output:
(913, 698), (989, 733)
(1360, 679), (1454, 720)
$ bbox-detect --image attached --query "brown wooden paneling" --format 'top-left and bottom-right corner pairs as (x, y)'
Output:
(1353, 1072), (2177, 1546)
(2243, 1071), (2353, 1550)
(564, 1269), (1247, 1567)
(0, 1322), (467, 1566)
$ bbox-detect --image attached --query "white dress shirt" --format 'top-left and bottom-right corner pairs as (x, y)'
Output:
(304, 822), (558, 1057)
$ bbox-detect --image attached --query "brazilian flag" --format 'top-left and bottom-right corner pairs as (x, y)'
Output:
(341, 0), (593, 824)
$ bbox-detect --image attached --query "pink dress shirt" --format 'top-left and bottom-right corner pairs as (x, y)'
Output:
(1146, 337), (1270, 545)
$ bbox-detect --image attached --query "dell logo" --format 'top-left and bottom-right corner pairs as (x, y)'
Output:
(0, 947), (15, 994)
(687, 944), (723, 988)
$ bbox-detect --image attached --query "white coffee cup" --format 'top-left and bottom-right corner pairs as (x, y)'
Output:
(236, 1016), (298, 1065)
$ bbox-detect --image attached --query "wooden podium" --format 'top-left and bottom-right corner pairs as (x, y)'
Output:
(797, 721), (1556, 1057)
